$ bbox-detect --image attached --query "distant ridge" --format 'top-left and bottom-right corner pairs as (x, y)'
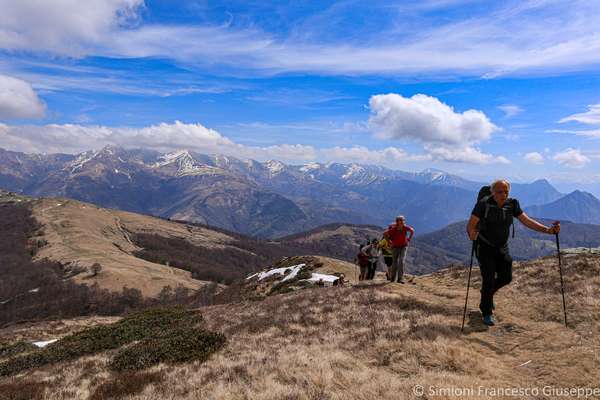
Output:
(0, 145), (568, 237)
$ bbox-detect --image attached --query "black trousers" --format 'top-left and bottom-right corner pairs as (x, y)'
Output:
(476, 241), (513, 316)
(367, 259), (377, 280)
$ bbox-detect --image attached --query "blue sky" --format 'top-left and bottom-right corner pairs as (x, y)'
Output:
(1, 0), (600, 194)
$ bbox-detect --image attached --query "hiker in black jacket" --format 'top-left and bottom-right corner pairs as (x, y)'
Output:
(466, 179), (560, 326)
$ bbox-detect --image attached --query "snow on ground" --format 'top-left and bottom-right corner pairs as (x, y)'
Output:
(33, 339), (58, 348)
(264, 160), (286, 175)
(247, 264), (306, 281)
(304, 273), (340, 284)
(68, 150), (97, 174)
(246, 265), (340, 285)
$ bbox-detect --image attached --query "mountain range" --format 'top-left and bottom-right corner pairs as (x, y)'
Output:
(0, 145), (596, 238)
(525, 190), (600, 224)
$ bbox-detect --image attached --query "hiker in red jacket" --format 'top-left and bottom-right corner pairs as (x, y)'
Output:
(384, 216), (414, 283)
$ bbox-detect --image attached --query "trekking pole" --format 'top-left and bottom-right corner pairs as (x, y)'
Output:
(555, 232), (568, 328)
(461, 241), (476, 333)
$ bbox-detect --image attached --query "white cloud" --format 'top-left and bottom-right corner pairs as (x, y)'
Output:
(0, 75), (46, 120)
(0, 121), (423, 166)
(0, 0), (143, 56)
(320, 146), (430, 165)
(2, 1), (600, 77)
(523, 152), (544, 164)
(553, 148), (590, 168)
(368, 93), (498, 145)
(367, 93), (506, 164)
(425, 145), (510, 165)
(498, 104), (523, 118)
(559, 104), (600, 125)
(547, 128), (600, 138)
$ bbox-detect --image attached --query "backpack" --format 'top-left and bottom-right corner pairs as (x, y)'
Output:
(475, 185), (515, 244)
(356, 251), (369, 267)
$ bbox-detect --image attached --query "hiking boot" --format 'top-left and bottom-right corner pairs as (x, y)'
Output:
(397, 279), (406, 284)
(482, 314), (496, 326)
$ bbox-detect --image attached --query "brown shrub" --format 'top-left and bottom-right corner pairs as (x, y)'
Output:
(89, 371), (165, 400)
(0, 379), (47, 400)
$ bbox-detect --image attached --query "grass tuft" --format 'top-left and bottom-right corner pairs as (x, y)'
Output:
(89, 371), (165, 400)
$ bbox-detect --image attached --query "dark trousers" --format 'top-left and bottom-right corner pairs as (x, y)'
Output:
(476, 242), (513, 317)
(383, 256), (393, 280)
(367, 260), (377, 280)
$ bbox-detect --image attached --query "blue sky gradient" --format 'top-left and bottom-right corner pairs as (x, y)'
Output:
(1, 0), (600, 194)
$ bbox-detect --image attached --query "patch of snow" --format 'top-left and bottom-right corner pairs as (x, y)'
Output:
(28, 288), (40, 293)
(264, 160), (286, 175)
(299, 162), (321, 172)
(246, 264), (306, 281)
(282, 264), (304, 282)
(342, 164), (365, 180)
(305, 273), (340, 283)
(68, 150), (97, 174)
(215, 155), (230, 165)
(154, 150), (219, 177)
(33, 339), (58, 348)
(154, 150), (192, 167)
(113, 168), (132, 180)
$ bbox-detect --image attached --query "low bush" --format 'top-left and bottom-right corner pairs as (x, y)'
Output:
(0, 307), (207, 377)
(110, 328), (226, 371)
(0, 341), (37, 359)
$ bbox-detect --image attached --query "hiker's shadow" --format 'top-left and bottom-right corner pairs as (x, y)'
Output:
(463, 310), (489, 334)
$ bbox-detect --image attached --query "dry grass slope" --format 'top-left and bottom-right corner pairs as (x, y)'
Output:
(30, 196), (240, 296)
(0, 252), (598, 399)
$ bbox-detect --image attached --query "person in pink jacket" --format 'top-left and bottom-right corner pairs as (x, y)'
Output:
(384, 216), (414, 283)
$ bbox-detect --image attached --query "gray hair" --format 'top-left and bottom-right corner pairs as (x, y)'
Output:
(491, 179), (511, 192)
(395, 215), (405, 221)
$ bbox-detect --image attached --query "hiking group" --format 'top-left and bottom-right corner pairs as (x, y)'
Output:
(356, 178), (563, 328)
(356, 215), (414, 284)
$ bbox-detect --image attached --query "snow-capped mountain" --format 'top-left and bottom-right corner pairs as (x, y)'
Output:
(153, 150), (223, 177)
(0, 145), (574, 238)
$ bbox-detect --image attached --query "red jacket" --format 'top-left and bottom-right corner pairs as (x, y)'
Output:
(385, 224), (414, 247)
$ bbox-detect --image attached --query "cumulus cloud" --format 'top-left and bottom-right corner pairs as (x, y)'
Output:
(369, 94), (498, 145)
(425, 145), (510, 165)
(0, 121), (421, 166)
(559, 104), (600, 125)
(0, 75), (46, 120)
(523, 152), (544, 164)
(553, 148), (590, 168)
(498, 104), (523, 118)
(367, 93), (506, 164)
